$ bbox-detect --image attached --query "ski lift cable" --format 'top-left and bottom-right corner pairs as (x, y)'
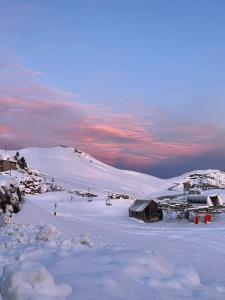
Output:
(42, 172), (115, 196)
(39, 169), (114, 192)
(43, 171), (114, 191)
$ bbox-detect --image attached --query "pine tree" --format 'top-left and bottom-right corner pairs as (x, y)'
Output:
(19, 157), (27, 169)
(14, 152), (20, 161)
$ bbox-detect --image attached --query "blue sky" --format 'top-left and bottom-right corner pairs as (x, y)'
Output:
(1, 0), (225, 177)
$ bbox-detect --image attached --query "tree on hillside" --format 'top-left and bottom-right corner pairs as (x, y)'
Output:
(14, 152), (20, 161)
(19, 157), (27, 170)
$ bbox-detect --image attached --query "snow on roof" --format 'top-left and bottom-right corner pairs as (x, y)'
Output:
(0, 153), (16, 163)
(129, 199), (152, 212)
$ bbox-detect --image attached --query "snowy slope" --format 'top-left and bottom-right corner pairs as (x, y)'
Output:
(1, 146), (171, 197)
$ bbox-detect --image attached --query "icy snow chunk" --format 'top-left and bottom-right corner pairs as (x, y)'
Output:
(36, 224), (61, 242)
(0, 261), (72, 300)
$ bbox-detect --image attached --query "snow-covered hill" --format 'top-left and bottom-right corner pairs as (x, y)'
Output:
(169, 169), (225, 194)
(184, 170), (225, 189)
(1, 146), (172, 198)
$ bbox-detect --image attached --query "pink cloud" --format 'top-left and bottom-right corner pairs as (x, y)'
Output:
(0, 125), (10, 135)
(0, 56), (224, 171)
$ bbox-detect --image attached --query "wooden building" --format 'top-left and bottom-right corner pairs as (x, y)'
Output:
(129, 199), (163, 222)
(0, 158), (17, 172)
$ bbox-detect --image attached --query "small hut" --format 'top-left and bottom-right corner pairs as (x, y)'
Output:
(0, 157), (17, 172)
(129, 199), (163, 222)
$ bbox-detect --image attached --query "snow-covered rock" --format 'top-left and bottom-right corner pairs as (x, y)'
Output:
(0, 175), (21, 214)
(13, 168), (64, 196)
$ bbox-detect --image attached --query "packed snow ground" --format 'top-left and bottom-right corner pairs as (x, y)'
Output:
(0, 191), (222, 300)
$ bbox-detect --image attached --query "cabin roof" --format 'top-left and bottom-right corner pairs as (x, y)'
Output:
(129, 199), (156, 212)
(0, 154), (17, 163)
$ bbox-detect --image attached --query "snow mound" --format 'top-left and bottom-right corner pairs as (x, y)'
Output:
(122, 249), (200, 290)
(36, 224), (61, 242)
(0, 261), (72, 300)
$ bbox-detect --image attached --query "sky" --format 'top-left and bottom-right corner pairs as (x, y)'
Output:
(1, 0), (225, 178)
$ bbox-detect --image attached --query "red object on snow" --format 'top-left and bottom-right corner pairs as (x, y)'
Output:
(204, 214), (208, 224)
(207, 214), (212, 223)
(195, 214), (199, 224)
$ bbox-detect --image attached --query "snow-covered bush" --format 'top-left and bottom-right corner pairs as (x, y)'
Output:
(0, 261), (72, 300)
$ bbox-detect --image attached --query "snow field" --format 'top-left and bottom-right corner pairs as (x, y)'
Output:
(0, 219), (100, 299)
(9, 192), (225, 299)
(0, 218), (203, 300)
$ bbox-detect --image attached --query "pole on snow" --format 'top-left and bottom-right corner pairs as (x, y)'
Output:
(54, 202), (57, 216)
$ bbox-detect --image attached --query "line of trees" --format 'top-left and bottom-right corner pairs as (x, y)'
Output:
(14, 152), (27, 170)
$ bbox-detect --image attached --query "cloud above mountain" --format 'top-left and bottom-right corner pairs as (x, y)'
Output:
(1, 56), (225, 176)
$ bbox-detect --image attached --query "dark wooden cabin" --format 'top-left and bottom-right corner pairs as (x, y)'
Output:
(0, 159), (17, 172)
(129, 199), (163, 222)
